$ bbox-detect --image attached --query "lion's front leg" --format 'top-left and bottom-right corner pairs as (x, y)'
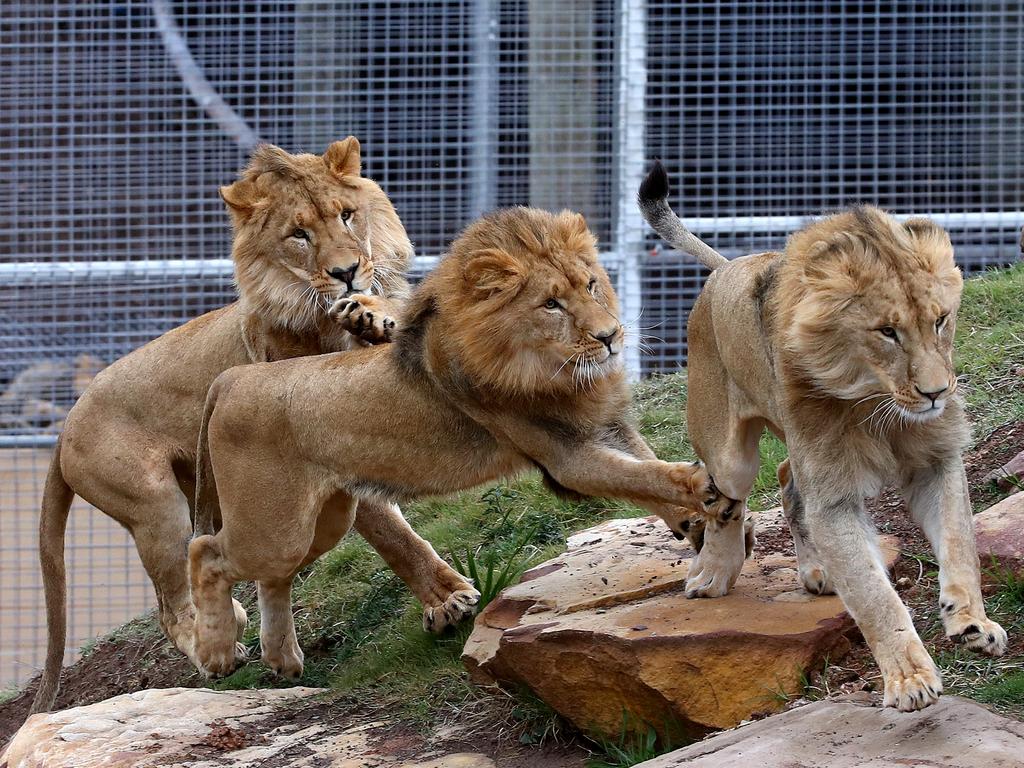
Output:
(329, 294), (399, 344)
(797, 464), (942, 711)
(354, 498), (480, 633)
(903, 459), (1007, 656)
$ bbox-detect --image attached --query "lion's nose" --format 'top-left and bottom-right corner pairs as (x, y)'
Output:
(916, 384), (948, 403)
(592, 327), (620, 353)
(328, 264), (358, 289)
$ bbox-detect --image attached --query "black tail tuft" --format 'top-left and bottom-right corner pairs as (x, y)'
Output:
(638, 159), (669, 204)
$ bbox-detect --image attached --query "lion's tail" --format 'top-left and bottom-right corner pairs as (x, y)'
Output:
(194, 376), (225, 538)
(637, 161), (729, 272)
(31, 435), (75, 714)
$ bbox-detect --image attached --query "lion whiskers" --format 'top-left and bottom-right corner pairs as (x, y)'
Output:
(551, 353), (579, 382)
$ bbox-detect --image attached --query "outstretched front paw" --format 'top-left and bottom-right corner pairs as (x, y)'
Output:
(329, 294), (397, 344)
(423, 587), (481, 633)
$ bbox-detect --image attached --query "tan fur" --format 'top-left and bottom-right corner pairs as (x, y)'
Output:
(187, 207), (728, 679)
(641, 174), (1007, 712)
(32, 139), (461, 713)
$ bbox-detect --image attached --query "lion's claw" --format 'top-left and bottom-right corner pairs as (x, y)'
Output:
(422, 587), (481, 633)
(329, 294), (396, 344)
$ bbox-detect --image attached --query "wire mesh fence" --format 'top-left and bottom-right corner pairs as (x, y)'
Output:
(1, 0), (1021, 688)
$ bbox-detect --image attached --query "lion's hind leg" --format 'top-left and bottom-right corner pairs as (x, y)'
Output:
(778, 459), (835, 595)
(257, 578), (304, 680)
(188, 533), (247, 678)
(258, 492), (358, 680)
(684, 415), (763, 599)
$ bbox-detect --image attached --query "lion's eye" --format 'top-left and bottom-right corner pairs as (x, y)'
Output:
(292, 228), (309, 241)
(544, 298), (561, 310)
(588, 278), (597, 295)
(878, 326), (899, 341)
(340, 209), (355, 223)
(935, 314), (948, 331)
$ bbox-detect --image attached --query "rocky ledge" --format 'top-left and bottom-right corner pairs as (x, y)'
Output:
(463, 510), (899, 742)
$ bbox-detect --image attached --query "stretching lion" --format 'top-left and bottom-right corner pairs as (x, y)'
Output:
(187, 207), (729, 679)
(33, 139), (478, 713)
(638, 162), (1007, 711)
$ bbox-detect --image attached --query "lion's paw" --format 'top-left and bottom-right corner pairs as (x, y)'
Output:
(882, 659), (943, 712)
(329, 294), (396, 344)
(798, 562), (835, 595)
(685, 546), (743, 599)
(423, 587), (481, 633)
(196, 642), (243, 679)
(946, 614), (1007, 656)
(261, 644), (303, 680)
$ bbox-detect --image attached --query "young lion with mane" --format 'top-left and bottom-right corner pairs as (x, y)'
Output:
(638, 162), (1007, 712)
(187, 207), (729, 679)
(33, 139), (480, 713)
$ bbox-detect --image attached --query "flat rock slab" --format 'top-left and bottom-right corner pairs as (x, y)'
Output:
(976, 491), (1024, 575)
(463, 512), (898, 742)
(1, 687), (494, 768)
(634, 695), (1024, 767)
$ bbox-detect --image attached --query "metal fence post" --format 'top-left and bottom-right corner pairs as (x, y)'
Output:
(614, 0), (646, 380)
(471, 0), (498, 219)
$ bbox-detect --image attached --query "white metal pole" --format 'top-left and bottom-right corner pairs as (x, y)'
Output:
(614, 0), (647, 380)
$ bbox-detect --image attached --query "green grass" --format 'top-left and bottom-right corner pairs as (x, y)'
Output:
(955, 262), (1024, 435)
(183, 264), (1024, 749)
(975, 672), (1024, 716)
(585, 713), (668, 768)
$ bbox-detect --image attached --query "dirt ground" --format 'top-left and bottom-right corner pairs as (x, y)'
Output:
(2, 420), (1022, 762)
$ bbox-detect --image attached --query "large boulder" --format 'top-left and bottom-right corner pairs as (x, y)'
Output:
(1, 687), (495, 768)
(975, 490), (1024, 575)
(634, 695), (1024, 767)
(463, 512), (899, 743)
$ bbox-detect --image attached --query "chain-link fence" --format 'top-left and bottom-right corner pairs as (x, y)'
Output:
(1, 0), (1021, 688)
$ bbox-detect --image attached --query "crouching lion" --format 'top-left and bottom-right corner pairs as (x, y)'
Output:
(638, 162), (1007, 711)
(188, 206), (729, 679)
(33, 138), (476, 713)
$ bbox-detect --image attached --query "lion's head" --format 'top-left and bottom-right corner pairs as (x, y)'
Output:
(778, 205), (963, 423)
(221, 137), (413, 330)
(409, 207), (624, 397)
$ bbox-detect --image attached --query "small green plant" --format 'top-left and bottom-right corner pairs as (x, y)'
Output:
(587, 711), (666, 768)
(986, 561), (1024, 609)
(451, 523), (540, 609)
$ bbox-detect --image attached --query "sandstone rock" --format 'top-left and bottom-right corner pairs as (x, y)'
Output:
(975, 490), (1024, 575)
(1, 687), (495, 768)
(463, 511), (899, 743)
(983, 449), (1024, 491)
(634, 695), (1024, 767)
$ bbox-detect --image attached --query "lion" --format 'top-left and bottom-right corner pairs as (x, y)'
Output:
(33, 139), (478, 713)
(185, 206), (729, 679)
(638, 161), (1008, 711)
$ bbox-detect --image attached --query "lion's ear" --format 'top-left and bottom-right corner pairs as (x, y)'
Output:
(463, 249), (525, 296)
(219, 178), (263, 220)
(323, 136), (362, 178)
